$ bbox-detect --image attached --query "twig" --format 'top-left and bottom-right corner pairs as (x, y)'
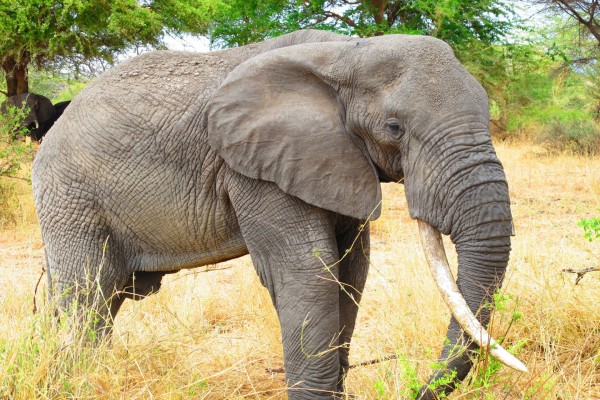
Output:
(348, 354), (402, 369)
(267, 354), (402, 374)
(562, 266), (600, 284)
(33, 266), (46, 313)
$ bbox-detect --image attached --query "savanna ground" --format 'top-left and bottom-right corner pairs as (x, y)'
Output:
(0, 143), (598, 399)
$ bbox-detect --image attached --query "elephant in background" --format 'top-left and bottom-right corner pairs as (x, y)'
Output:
(0, 93), (70, 141)
(32, 30), (527, 399)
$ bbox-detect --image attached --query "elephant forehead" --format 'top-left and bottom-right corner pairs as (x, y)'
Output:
(363, 34), (456, 63)
(354, 37), (471, 92)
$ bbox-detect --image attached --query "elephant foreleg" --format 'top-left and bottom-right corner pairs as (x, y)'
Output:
(335, 217), (370, 393)
(228, 176), (344, 399)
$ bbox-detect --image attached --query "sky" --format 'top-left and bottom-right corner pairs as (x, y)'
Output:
(163, 34), (211, 52)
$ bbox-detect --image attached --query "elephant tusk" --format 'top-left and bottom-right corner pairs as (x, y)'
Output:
(35, 120), (39, 130)
(417, 219), (528, 373)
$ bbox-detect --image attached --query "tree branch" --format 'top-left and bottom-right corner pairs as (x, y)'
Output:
(562, 266), (600, 284)
(322, 11), (357, 27)
(267, 354), (403, 374)
(554, 0), (600, 44)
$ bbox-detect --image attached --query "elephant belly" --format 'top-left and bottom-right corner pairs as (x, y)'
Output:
(130, 241), (249, 273)
(100, 165), (249, 272)
(113, 193), (249, 272)
(120, 207), (249, 273)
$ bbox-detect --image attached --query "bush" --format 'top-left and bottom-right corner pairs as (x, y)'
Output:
(0, 179), (19, 228)
(0, 104), (34, 178)
(494, 64), (600, 155)
(578, 216), (600, 241)
(536, 119), (600, 155)
(0, 104), (35, 228)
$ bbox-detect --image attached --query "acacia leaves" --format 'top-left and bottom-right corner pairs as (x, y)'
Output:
(208, 0), (517, 48)
(0, 0), (221, 94)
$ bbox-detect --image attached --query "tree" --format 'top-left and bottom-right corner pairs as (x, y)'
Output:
(0, 0), (222, 97)
(531, 1), (600, 44)
(209, 0), (516, 48)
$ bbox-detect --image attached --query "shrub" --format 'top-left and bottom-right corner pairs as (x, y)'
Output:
(0, 103), (35, 228)
(536, 119), (600, 155)
(0, 103), (35, 178)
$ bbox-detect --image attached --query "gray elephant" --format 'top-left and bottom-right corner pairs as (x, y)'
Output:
(32, 30), (526, 399)
(0, 93), (70, 141)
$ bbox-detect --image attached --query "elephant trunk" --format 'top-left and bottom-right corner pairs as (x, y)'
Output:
(401, 143), (527, 397)
(416, 217), (526, 399)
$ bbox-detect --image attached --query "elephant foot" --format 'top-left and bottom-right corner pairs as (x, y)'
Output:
(335, 383), (357, 399)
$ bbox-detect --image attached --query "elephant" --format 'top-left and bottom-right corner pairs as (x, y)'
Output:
(52, 100), (70, 122)
(32, 29), (527, 399)
(0, 93), (70, 141)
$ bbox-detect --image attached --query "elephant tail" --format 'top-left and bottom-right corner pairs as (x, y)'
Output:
(43, 250), (58, 316)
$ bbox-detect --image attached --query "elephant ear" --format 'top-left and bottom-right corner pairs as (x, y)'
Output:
(206, 44), (381, 221)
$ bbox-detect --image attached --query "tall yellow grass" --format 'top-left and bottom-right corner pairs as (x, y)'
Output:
(0, 143), (598, 399)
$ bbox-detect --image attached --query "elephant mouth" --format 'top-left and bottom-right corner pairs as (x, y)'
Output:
(417, 219), (528, 373)
(374, 162), (394, 183)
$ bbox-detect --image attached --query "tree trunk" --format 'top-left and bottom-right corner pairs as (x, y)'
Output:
(369, 0), (389, 35)
(1, 53), (29, 97)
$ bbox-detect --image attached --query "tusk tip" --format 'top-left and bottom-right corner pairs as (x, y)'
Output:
(505, 358), (529, 373)
(490, 344), (529, 373)
(511, 359), (529, 373)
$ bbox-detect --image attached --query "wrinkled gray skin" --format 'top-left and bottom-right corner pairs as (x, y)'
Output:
(32, 30), (512, 399)
(0, 93), (70, 141)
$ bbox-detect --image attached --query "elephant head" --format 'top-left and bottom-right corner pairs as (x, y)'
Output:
(207, 34), (525, 397)
(0, 93), (69, 141)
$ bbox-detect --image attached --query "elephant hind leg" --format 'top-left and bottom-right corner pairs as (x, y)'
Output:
(44, 230), (130, 341)
(34, 168), (129, 339)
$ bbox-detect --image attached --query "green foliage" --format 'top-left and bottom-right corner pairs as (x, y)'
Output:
(0, 104), (33, 228)
(28, 70), (90, 102)
(0, 104), (34, 179)
(578, 217), (600, 241)
(370, 354), (422, 399)
(207, 1), (600, 155)
(461, 291), (528, 397)
(457, 16), (600, 155)
(373, 378), (387, 399)
(52, 81), (88, 103)
(398, 355), (423, 399)
(0, 0), (222, 88)
(1, 69), (90, 102)
(208, 0), (516, 48)
(208, 0), (295, 47)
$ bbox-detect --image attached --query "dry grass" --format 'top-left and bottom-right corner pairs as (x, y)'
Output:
(0, 143), (598, 399)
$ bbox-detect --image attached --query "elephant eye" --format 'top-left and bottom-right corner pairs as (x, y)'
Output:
(385, 118), (402, 137)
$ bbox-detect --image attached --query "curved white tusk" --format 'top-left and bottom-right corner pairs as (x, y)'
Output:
(417, 219), (528, 373)
(35, 120), (39, 130)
